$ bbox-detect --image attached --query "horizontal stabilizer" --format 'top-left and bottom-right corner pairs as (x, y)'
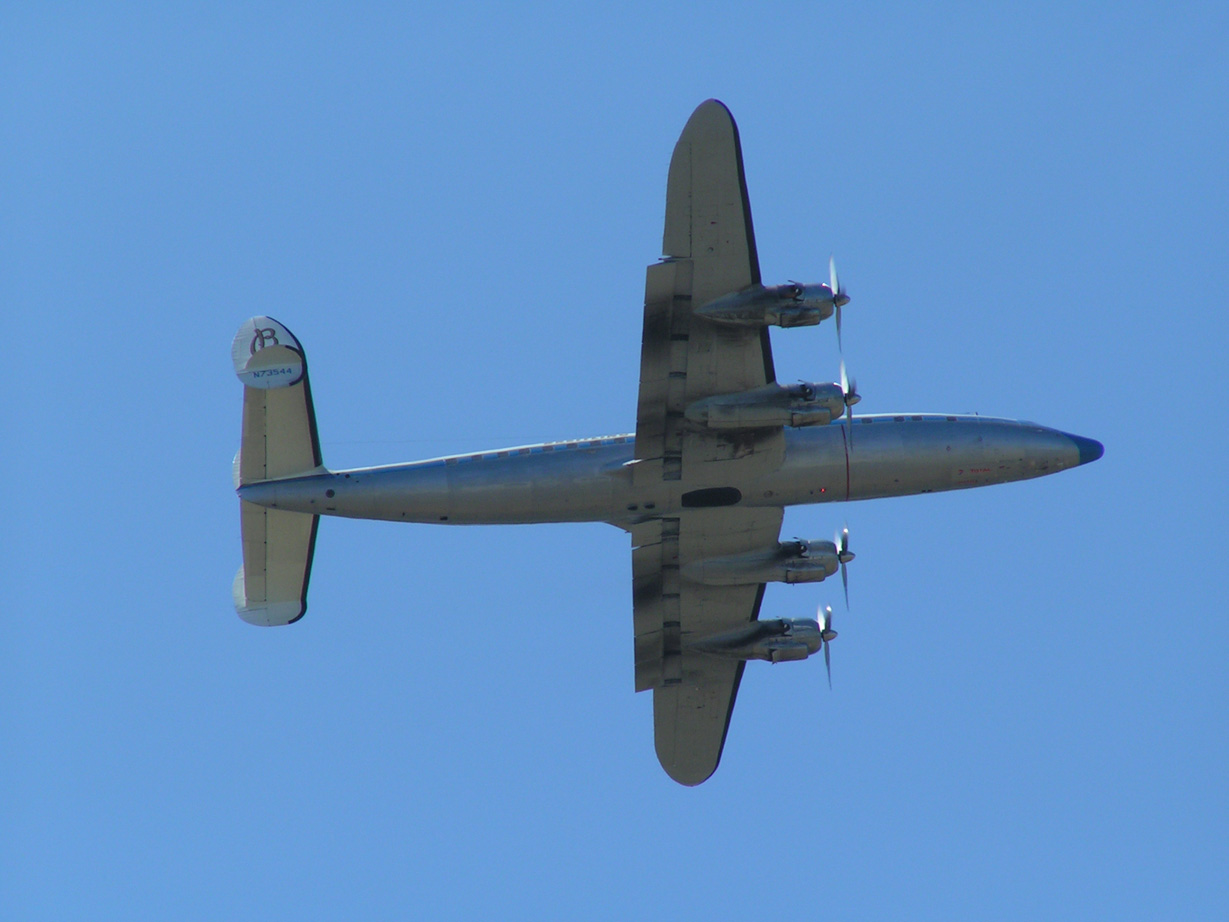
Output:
(234, 501), (318, 626)
(232, 316), (323, 625)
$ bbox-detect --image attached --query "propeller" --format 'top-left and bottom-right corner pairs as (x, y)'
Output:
(839, 359), (860, 447)
(829, 256), (850, 352)
(835, 525), (854, 608)
(818, 604), (837, 689)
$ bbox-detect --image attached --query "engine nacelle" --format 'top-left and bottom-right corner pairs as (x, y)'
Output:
(767, 642), (812, 663)
(787, 382), (846, 427)
(695, 282), (840, 328)
(685, 382), (846, 430)
(781, 538), (841, 583)
(684, 539), (841, 586)
(689, 617), (824, 662)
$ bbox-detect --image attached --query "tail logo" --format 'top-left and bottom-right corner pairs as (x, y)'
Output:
(233, 317), (305, 390)
(250, 328), (281, 354)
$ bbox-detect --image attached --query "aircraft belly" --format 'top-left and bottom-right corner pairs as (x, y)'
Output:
(835, 419), (1083, 500)
(757, 419), (1085, 508)
(329, 465), (452, 521)
(445, 461), (534, 523)
(240, 447), (634, 525)
(842, 421), (1013, 499)
(750, 426), (848, 505)
(851, 423), (964, 498)
(239, 421), (1088, 526)
(439, 450), (623, 524)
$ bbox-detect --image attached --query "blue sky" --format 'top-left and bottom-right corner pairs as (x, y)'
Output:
(4, 4), (1227, 919)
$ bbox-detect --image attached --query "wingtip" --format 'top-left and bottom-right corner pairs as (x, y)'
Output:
(661, 758), (719, 787)
(687, 98), (735, 126)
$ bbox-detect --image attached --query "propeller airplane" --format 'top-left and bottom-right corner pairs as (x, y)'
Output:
(230, 100), (1103, 785)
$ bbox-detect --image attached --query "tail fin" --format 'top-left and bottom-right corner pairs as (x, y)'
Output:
(231, 317), (323, 626)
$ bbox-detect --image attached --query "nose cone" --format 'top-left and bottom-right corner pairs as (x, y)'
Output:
(1064, 433), (1104, 466)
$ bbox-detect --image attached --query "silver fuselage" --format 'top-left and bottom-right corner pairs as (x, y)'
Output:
(237, 414), (1100, 527)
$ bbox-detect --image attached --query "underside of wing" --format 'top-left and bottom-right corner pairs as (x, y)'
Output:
(664, 100), (760, 289)
(635, 99), (783, 489)
(633, 506), (783, 785)
(629, 101), (793, 785)
(666, 98), (774, 392)
(652, 654), (749, 787)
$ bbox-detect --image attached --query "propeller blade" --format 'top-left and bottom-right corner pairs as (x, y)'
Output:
(836, 527), (851, 608)
(840, 360), (854, 448)
(829, 255), (849, 353)
(818, 605), (835, 690)
(839, 361), (861, 448)
(839, 361), (860, 406)
(829, 255), (849, 305)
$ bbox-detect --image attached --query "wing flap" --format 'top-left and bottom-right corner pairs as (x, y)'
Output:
(632, 518), (679, 692)
(632, 260), (688, 485)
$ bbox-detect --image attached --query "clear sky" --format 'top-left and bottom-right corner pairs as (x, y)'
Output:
(4, 4), (1227, 919)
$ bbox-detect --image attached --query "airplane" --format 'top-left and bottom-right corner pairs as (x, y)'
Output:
(230, 100), (1103, 786)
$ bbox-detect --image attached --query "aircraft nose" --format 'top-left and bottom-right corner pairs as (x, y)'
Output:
(1064, 433), (1104, 466)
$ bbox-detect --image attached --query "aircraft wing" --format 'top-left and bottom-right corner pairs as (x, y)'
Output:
(632, 507), (783, 785)
(630, 100), (790, 784)
(634, 99), (784, 487)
